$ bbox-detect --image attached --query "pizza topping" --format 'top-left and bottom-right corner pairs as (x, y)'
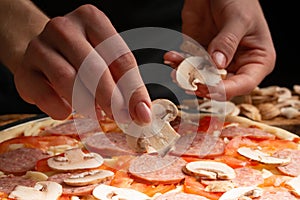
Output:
(221, 126), (276, 140)
(64, 169), (114, 186)
(129, 154), (186, 184)
(218, 186), (263, 200)
(122, 99), (180, 156)
(232, 167), (264, 187)
(170, 133), (225, 158)
(183, 161), (236, 180)
(237, 147), (291, 164)
(0, 147), (49, 175)
(24, 171), (48, 182)
(84, 132), (137, 158)
(274, 149), (300, 177)
(285, 175), (300, 197)
(92, 184), (151, 200)
(154, 191), (209, 200)
(47, 148), (104, 171)
(202, 180), (235, 192)
(0, 175), (36, 194)
(8, 181), (62, 200)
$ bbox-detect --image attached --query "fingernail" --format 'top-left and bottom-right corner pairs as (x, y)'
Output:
(135, 102), (152, 125)
(213, 51), (226, 68)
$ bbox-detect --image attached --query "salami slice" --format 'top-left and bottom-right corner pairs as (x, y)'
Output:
(47, 173), (98, 196)
(232, 167), (264, 187)
(0, 147), (49, 175)
(273, 149), (300, 177)
(154, 192), (209, 200)
(128, 154), (186, 184)
(220, 126), (276, 140)
(44, 118), (101, 138)
(258, 188), (297, 200)
(84, 132), (137, 158)
(0, 175), (36, 194)
(170, 133), (225, 158)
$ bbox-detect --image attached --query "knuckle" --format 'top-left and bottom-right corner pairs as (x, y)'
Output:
(74, 4), (107, 20)
(45, 16), (70, 33)
(218, 33), (239, 55)
(51, 67), (76, 87)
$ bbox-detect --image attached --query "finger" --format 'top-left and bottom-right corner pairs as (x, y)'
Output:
(15, 70), (72, 120)
(208, 64), (266, 100)
(163, 51), (185, 68)
(207, 19), (247, 69)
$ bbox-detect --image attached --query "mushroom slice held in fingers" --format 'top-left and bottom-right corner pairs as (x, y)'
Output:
(176, 56), (226, 90)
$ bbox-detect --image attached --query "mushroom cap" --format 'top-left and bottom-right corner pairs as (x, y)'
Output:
(64, 169), (114, 186)
(92, 184), (150, 200)
(237, 147), (291, 164)
(176, 56), (223, 90)
(184, 161), (236, 180)
(47, 148), (104, 171)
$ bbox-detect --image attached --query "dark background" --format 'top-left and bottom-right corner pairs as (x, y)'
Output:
(0, 0), (298, 114)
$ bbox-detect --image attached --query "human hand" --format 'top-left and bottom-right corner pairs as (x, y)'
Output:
(165, 0), (276, 101)
(14, 5), (152, 124)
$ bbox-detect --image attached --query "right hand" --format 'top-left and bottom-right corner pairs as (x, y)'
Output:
(14, 5), (152, 124)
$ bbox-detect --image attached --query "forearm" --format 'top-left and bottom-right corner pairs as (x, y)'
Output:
(0, 0), (49, 73)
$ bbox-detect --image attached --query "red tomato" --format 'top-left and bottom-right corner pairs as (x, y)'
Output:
(0, 135), (78, 153)
(183, 176), (222, 200)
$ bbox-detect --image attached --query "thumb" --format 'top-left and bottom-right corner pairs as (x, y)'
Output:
(207, 21), (246, 69)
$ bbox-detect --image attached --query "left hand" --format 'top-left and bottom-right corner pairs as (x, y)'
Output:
(164, 0), (276, 101)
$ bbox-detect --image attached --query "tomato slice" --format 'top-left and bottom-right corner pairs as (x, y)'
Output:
(183, 176), (222, 200)
(214, 155), (250, 168)
(0, 135), (79, 153)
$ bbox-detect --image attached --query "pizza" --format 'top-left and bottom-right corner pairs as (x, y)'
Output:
(0, 100), (300, 200)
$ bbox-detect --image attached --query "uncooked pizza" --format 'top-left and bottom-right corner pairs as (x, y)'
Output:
(0, 98), (300, 200)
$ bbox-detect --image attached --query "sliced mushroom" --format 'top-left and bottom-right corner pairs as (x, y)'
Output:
(24, 171), (48, 181)
(294, 85), (300, 95)
(183, 161), (236, 180)
(238, 103), (262, 121)
(123, 99), (180, 156)
(47, 148), (104, 171)
(176, 56), (225, 90)
(64, 169), (114, 186)
(9, 181), (62, 200)
(237, 147), (291, 164)
(257, 103), (281, 120)
(280, 107), (300, 119)
(277, 87), (292, 102)
(92, 184), (151, 200)
(219, 186), (263, 200)
(285, 175), (300, 197)
(202, 180), (235, 192)
(198, 100), (240, 116)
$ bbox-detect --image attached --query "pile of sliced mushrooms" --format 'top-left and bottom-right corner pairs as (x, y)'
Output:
(232, 85), (300, 121)
(179, 85), (300, 122)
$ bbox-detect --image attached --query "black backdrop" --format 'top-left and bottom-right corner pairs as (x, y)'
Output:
(0, 0), (298, 114)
